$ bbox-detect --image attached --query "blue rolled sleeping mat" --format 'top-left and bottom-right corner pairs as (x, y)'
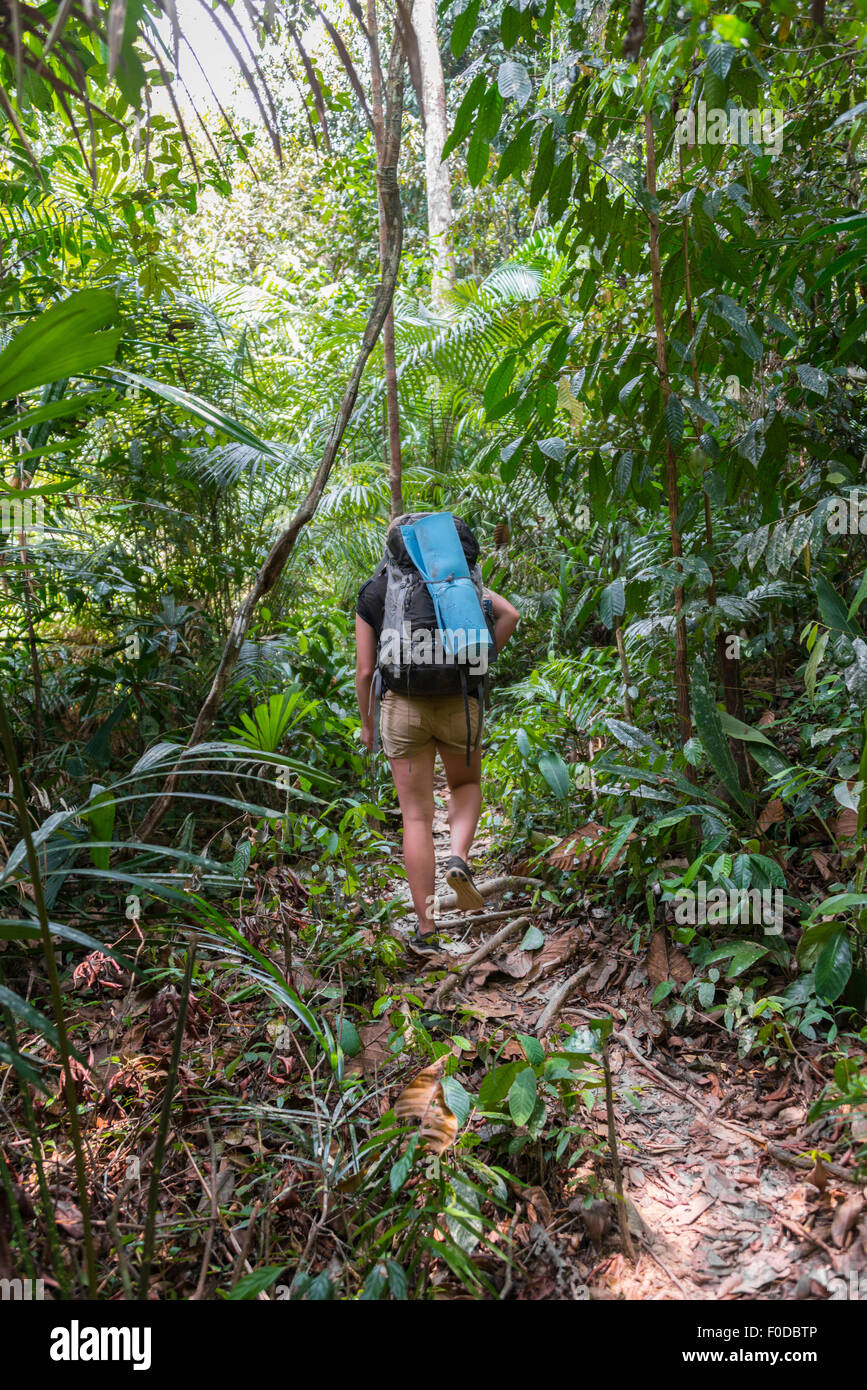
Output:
(400, 512), (491, 664)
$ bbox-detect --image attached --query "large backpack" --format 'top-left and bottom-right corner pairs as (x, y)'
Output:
(371, 512), (497, 762)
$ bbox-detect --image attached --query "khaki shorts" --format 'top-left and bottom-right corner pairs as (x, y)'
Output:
(381, 690), (481, 760)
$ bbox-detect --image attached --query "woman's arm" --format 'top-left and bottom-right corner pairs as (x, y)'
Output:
(355, 614), (378, 751)
(486, 589), (520, 652)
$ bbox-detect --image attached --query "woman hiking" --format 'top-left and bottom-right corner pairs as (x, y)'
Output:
(355, 513), (519, 952)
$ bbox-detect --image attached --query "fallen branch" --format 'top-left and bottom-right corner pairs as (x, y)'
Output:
(181, 1137), (270, 1300)
(437, 907), (540, 933)
(434, 917), (529, 1003)
(534, 964), (593, 1035)
(191, 1119), (219, 1301)
(602, 1035), (636, 1263)
(434, 876), (542, 913)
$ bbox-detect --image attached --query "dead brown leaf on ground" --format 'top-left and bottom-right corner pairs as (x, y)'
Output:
(548, 821), (635, 873)
(831, 1193), (865, 1247)
(647, 929), (692, 989)
(758, 797), (784, 832)
(346, 1019), (394, 1077)
(394, 1058), (457, 1155)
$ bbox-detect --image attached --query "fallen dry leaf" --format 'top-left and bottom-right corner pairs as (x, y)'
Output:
(394, 1058), (457, 1155)
(586, 958), (619, 995)
(346, 1019), (393, 1078)
(831, 807), (858, 847)
(548, 821), (635, 874)
(812, 850), (834, 882)
(497, 948), (534, 980)
(831, 1194), (865, 1248)
(523, 1186), (554, 1226)
(805, 1157), (830, 1192)
(758, 797), (784, 832)
(54, 1200), (83, 1240)
(647, 929), (692, 990)
(579, 1198), (609, 1245)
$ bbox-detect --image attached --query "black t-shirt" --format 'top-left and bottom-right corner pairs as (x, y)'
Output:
(356, 568), (387, 638)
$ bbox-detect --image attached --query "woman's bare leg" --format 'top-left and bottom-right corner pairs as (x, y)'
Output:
(438, 744), (482, 862)
(388, 745), (437, 932)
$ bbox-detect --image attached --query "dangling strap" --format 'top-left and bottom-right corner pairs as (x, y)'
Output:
(460, 666), (471, 766)
(474, 680), (485, 749)
(368, 668), (383, 757)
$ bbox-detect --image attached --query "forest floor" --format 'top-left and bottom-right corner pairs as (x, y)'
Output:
(8, 777), (867, 1300)
(379, 775), (867, 1301)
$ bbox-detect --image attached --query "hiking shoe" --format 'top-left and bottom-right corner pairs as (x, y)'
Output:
(445, 855), (484, 912)
(408, 929), (441, 954)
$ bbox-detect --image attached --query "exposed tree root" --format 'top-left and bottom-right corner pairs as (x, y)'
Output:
(434, 916), (529, 1004)
(433, 875), (541, 914)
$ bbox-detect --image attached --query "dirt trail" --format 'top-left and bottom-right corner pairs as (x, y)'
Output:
(390, 777), (867, 1301)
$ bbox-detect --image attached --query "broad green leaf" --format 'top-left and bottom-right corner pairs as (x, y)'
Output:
(390, 1134), (419, 1194)
(807, 892), (867, 921)
(451, 0), (482, 57)
(599, 577), (625, 629)
(338, 1018), (361, 1057)
(484, 354), (517, 413)
(600, 817), (638, 869)
(520, 924), (545, 951)
(814, 575), (861, 639)
(704, 942), (769, 977)
(441, 1076), (471, 1127)
(665, 394), (684, 451)
(717, 710), (781, 750)
(226, 1266), (286, 1300)
(478, 1061), (522, 1109)
(83, 785), (115, 873)
(0, 291), (119, 400)
(848, 570), (867, 621)
(691, 659), (749, 811)
(113, 370), (283, 461)
(443, 73), (486, 157)
(814, 930), (852, 1002)
(804, 630), (829, 704)
(508, 1066), (537, 1125)
(614, 451), (633, 497)
(538, 749), (571, 799)
(795, 364), (829, 397)
(466, 133), (490, 187)
(547, 152), (573, 223)
(537, 436), (566, 461)
(517, 1032), (544, 1066)
(498, 60), (531, 108)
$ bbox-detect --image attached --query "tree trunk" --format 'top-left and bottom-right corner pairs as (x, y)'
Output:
(136, 39), (407, 843)
(414, 0), (455, 305)
(644, 105), (692, 752)
(369, 0), (404, 518)
(680, 142), (747, 783)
